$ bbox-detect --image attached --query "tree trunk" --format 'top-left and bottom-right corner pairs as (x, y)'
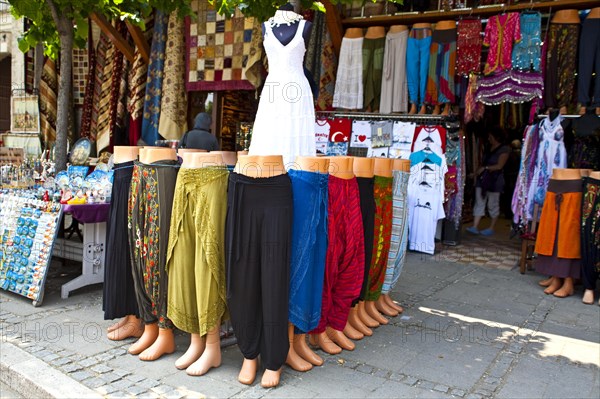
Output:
(54, 22), (73, 172)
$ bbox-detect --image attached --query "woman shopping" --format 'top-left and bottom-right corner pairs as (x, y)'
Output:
(467, 127), (510, 236)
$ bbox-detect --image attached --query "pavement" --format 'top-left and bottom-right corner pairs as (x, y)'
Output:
(1, 235), (599, 398)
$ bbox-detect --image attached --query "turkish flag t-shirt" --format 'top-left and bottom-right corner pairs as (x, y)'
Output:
(328, 118), (352, 142)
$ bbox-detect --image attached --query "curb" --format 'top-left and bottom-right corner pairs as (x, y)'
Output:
(0, 342), (102, 399)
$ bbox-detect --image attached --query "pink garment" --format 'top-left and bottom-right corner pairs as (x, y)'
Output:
(483, 13), (521, 75)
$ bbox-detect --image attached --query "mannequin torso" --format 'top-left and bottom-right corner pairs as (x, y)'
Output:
(139, 148), (177, 164)
(389, 25), (408, 34)
(235, 155), (286, 178)
(551, 168), (582, 180)
(181, 153), (225, 169)
(579, 169), (592, 177)
(392, 159), (411, 173)
(412, 23), (432, 30)
(114, 146), (140, 163)
(327, 156), (354, 179)
(294, 156), (330, 173)
(373, 158), (394, 177)
(344, 28), (364, 38)
(365, 26), (386, 39)
(590, 171), (600, 179)
(435, 20), (456, 30)
(210, 151), (238, 166)
(263, 10), (312, 47)
(353, 157), (375, 178)
(588, 7), (600, 19)
(551, 9), (580, 24)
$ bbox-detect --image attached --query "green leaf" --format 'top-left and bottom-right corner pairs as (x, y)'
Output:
(17, 37), (31, 53)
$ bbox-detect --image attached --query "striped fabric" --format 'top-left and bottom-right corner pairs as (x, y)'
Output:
(381, 170), (410, 295)
(95, 41), (115, 153)
(39, 58), (58, 144)
(316, 20), (337, 111)
(425, 30), (457, 106)
(79, 34), (96, 139)
(89, 31), (110, 142)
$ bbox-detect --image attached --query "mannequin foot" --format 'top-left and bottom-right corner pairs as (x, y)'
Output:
(538, 277), (553, 287)
(176, 334), (206, 370)
(375, 296), (398, 317)
(543, 277), (562, 295)
(107, 316), (129, 333)
(309, 332), (342, 354)
(418, 105), (427, 114)
(128, 323), (159, 355)
(186, 342), (221, 376)
(432, 105), (441, 115)
(139, 328), (175, 361)
(261, 368), (282, 388)
(327, 327), (355, 351)
(286, 323), (312, 371)
(343, 322), (364, 341)
(582, 289), (595, 305)
(441, 104), (451, 116)
(409, 103), (418, 114)
(348, 305), (373, 336)
(293, 334), (323, 366)
(357, 301), (380, 328)
(238, 358), (258, 385)
(553, 278), (574, 298)
(107, 317), (144, 341)
(365, 300), (389, 325)
(383, 294), (403, 313)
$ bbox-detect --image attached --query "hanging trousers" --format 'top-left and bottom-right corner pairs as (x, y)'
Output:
(103, 161), (139, 320)
(166, 167), (229, 336)
(365, 175), (393, 301)
(288, 170), (329, 334)
(362, 37), (386, 111)
(354, 177), (375, 306)
(225, 172), (293, 371)
(545, 23), (579, 109)
(311, 176), (365, 334)
(382, 170), (410, 295)
(406, 28), (432, 106)
(425, 28), (457, 105)
(380, 30), (409, 114)
(578, 17), (600, 107)
(581, 177), (600, 291)
(128, 160), (179, 328)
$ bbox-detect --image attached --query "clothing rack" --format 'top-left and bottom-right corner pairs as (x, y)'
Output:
(315, 110), (450, 125)
(536, 115), (584, 119)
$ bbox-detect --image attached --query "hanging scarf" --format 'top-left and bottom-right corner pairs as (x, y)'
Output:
(79, 24), (96, 139)
(39, 58), (58, 145)
(89, 31), (110, 142)
(316, 19), (337, 111)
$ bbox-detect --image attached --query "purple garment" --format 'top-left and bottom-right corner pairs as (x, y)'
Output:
(62, 203), (110, 224)
(475, 70), (543, 105)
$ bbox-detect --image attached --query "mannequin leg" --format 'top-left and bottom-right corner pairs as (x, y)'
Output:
(409, 103), (418, 114)
(348, 305), (373, 336)
(285, 323), (312, 372)
(309, 332), (342, 355)
(365, 300), (389, 324)
(543, 277), (562, 295)
(187, 325), (222, 376)
(375, 296), (398, 317)
(293, 334), (323, 366)
(261, 368), (282, 388)
(139, 327), (175, 361)
(432, 105), (441, 115)
(582, 289), (595, 305)
(383, 294), (403, 313)
(107, 316), (129, 333)
(357, 301), (379, 328)
(128, 322), (159, 355)
(238, 358), (258, 385)
(326, 326), (355, 351)
(538, 277), (553, 287)
(553, 277), (574, 298)
(107, 315), (144, 341)
(175, 333), (205, 370)
(343, 321), (364, 340)
(418, 104), (427, 114)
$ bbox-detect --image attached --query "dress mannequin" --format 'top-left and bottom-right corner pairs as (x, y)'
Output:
(409, 23), (432, 115)
(310, 156), (357, 354)
(263, 4), (312, 47)
(431, 20), (456, 116)
(210, 151), (237, 166)
(364, 158), (394, 324)
(285, 156), (330, 372)
(174, 152), (225, 376)
(106, 146), (144, 341)
(129, 147), (177, 361)
(233, 154), (287, 388)
(541, 168), (582, 298)
(378, 159), (411, 315)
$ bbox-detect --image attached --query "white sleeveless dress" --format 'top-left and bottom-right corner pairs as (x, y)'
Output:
(248, 19), (316, 167)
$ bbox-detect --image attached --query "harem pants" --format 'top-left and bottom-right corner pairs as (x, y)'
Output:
(354, 177), (375, 306)
(581, 177), (600, 291)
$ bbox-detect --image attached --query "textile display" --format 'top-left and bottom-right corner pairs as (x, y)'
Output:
(406, 28), (432, 107)
(72, 48), (90, 106)
(475, 70), (543, 105)
(578, 17), (600, 108)
(483, 12), (521, 75)
(456, 19), (482, 76)
(128, 50), (148, 146)
(89, 31), (110, 143)
(316, 22), (337, 111)
(79, 30), (96, 140)
(544, 23), (579, 109)
(425, 28), (457, 105)
(362, 37), (385, 111)
(95, 33), (117, 152)
(333, 37), (364, 109)
(511, 12), (542, 71)
(581, 177), (600, 291)
(355, 177), (375, 305)
(380, 30), (408, 114)
(39, 58), (58, 144)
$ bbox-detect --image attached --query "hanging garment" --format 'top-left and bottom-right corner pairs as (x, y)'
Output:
(411, 125), (447, 154)
(390, 121), (416, 159)
(89, 31), (110, 143)
(581, 177), (600, 291)
(381, 170), (410, 295)
(406, 27), (432, 107)
(511, 124), (538, 224)
(354, 177), (375, 306)
(407, 183), (446, 255)
(333, 37), (364, 109)
(288, 170), (328, 333)
(569, 136), (600, 170)
(316, 23), (337, 111)
(225, 172), (293, 371)
(103, 161), (139, 320)
(79, 29), (96, 140)
(534, 179), (582, 279)
(311, 176), (364, 334)
(456, 19), (482, 76)
(544, 23), (580, 109)
(249, 19), (316, 167)
(578, 17), (600, 108)
(362, 37), (386, 111)
(380, 30), (409, 114)
(128, 50), (148, 146)
(511, 12), (542, 71)
(425, 28), (457, 105)
(39, 58), (58, 144)
(483, 12), (521, 75)
(475, 70), (543, 105)
(464, 74), (485, 124)
(96, 28), (120, 153)
(128, 160), (179, 328)
(166, 167), (229, 336)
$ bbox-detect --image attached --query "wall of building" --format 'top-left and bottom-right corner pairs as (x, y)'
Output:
(0, 3), (25, 91)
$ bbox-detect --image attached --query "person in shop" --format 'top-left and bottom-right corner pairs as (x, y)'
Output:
(467, 126), (510, 236)
(179, 112), (220, 151)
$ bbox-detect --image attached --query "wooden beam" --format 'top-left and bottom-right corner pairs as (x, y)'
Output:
(89, 12), (135, 62)
(342, 0), (600, 27)
(323, 0), (343, 58)
(125, 21), (150, 63)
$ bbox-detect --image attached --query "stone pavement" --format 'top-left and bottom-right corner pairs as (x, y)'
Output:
(1, 250), (599, 399)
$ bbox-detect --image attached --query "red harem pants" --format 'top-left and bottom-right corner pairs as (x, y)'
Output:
(311, 175), (365, 333)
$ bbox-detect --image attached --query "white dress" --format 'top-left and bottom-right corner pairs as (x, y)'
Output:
(249, 19), (316, 167)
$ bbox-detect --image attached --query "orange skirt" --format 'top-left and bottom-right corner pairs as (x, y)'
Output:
(534, 179), (582, 259)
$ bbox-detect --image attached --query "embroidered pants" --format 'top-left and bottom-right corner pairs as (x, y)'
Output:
(581, 177), (600, 290)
